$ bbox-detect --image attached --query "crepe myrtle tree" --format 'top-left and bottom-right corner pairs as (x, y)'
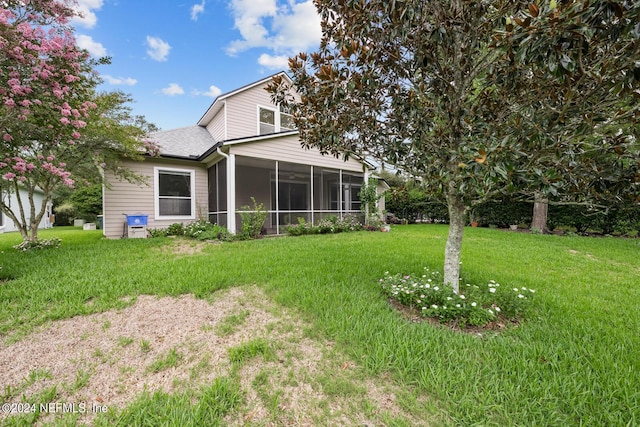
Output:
(268, 0), (640, 292)
(0, 1), (159, 242)
(1, 89), (159, 242)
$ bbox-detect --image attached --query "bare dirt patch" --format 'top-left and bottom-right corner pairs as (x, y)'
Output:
(0, 286), (436, 426)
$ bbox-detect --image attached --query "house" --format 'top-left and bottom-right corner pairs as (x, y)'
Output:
(0, 188), (53, 234)
(102, 72), (387, 238)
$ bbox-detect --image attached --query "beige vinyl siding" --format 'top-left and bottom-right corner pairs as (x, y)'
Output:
(229, 135), (365, 173)
(205, 106), (226, 141)
(103, 159), (208, 239)
(225, 83), (275, 140)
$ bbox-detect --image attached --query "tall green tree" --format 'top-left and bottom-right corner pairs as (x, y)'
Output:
(269, 0), (639, 291)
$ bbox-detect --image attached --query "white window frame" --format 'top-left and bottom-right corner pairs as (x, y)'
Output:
(257, 105), (277, 135)
(154, 166), (196, 220)
(257, 104), (296, 135)
(279, 104), (295, 131)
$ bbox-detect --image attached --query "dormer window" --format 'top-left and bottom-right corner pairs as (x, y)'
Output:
(258, 105), (295, 135)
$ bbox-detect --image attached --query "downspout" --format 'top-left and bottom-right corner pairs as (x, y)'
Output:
(216, 148), (236, 234)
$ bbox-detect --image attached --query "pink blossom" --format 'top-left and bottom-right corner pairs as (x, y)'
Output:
(2, 134), (12, 142)
(2, 172), (16, 180)
(60, 117), (70, 125)
(46, 155), (55, 162)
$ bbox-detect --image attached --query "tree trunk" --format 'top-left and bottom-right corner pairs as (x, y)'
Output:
(444, 190), (466, 293)
(531, 192), (548, 233)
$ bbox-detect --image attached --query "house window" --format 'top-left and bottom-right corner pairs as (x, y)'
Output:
(259, 107), (276, 135)
(155, 167), (195, 218)
(258, 105), (296, 135)
(280, 105), (295, 131)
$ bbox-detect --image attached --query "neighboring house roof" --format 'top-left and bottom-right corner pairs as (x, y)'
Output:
(197, 71), (292, 127)
(150, 126), (216, 159)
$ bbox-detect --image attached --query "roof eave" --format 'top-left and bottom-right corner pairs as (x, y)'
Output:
(197, 71), (292, 127)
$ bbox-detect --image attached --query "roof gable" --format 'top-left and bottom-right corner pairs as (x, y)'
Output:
(197, 71), (292, 127)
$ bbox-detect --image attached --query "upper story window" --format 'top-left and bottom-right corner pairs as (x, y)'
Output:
(258, 105), (295, 135)
(280, 105), (295, 131)
(155, 167), (196, 219)
(259, 107), (276, 135)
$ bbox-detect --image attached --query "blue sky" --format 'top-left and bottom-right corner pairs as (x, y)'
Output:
(70, 0), (321, 130)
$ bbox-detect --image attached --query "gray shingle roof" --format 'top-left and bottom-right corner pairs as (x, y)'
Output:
(150, 126), (216, 158)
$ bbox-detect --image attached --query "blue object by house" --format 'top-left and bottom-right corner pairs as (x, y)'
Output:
(126, 215), (148, 226)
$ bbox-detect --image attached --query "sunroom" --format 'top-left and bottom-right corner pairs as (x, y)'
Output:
(207, 154), (367, 235)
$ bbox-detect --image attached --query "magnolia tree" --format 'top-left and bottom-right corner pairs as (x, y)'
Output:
(1, 1), (158, 242)
(269, 0), (640, 291)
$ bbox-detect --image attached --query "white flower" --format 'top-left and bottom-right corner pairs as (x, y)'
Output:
(513, 288), (519, 292)
(459, 294), (466, 299)
(518, 294), (525, 298)
(487, 309), (494, 315)
(433, 286), (439, 291)
(471, 302), (477, 307)
(522, 287), (527, 290)
(456, 304), (461, 308)
(529, 289), (536, 293)
(431, 304), (438, 309)
(495, 306), (501, 312)
(425, 284), (430, 289)
(417, 300), (421, 304)
(489, 288), (497, 293)
(447, 297), (453, 301)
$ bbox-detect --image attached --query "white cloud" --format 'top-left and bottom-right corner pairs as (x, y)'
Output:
(192, 85), (223, 97)
(257, 53), (289, 70)
(203, 85), (222, 97)
(76, 35), (107, 57)
(226, 0), (320, 66)
(191, 0), (206, 21)
(70, 0), (104, 29)
(146, 36), (171, 62)
(102, 75), (138, 86)
(162, 83), (184, 96)
(226, 0), (278, 55)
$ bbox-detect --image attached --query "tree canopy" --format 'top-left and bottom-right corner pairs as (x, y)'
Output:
(1, 1), (158, 242)
(269, 0), (640, 291)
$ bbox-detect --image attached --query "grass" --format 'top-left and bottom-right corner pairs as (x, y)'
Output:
(147, 348), (184, 373)
(1, 225), (639, 425)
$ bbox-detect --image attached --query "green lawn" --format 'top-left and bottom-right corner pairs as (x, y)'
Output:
(1, 225), (639, 425)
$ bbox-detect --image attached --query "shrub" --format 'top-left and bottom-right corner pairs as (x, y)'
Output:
(147, 228), (168, 238)
(286, 217), (317, 236)
(379, 268), (535, 328)
(166, 223), (185, 236)
(239, 197), (268, 239)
